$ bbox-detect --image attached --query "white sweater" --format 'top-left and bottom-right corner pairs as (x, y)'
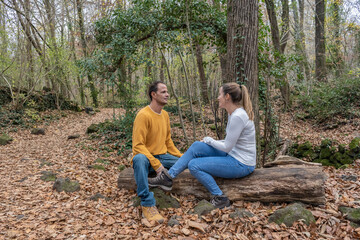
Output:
(203, 108), (256, 166)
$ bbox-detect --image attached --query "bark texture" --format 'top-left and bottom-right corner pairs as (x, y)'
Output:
(315, 0), (326, 81)
(226, 0), (260, 161)
(118, 156), (326, 205)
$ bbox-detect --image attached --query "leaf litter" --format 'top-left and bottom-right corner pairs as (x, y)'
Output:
(0, 108), (359, 239)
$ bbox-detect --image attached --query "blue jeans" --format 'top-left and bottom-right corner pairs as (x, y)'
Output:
(169, 141), (255, 196)
(132, 153), (179, 207)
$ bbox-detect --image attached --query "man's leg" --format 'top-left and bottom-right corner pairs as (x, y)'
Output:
(133, 154), (165, 223)
(132, 154), (155, 206)
(168, 141), (227, 178)
(157, 153), (179, 169)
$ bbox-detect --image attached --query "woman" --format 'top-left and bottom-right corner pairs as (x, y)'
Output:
(148, 83), (256, 209)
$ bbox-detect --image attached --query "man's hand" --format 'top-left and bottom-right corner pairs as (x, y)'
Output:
(156, 165), (165, 176)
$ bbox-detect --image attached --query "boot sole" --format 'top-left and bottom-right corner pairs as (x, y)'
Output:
(141, 214), (164, 223)
(214, 201), (231, 209)
(148, 183), (172, 191)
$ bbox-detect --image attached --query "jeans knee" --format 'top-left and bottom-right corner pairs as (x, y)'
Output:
(188, 160), (199, 174)
(190, 141), (206, 152)
(133, 154), (150, 169)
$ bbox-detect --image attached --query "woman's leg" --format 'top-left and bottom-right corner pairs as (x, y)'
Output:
(168, 141), (227, 179)
(188, 155), (255, 195)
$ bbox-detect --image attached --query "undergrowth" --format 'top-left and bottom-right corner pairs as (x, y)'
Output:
(297, 76), (360, 123)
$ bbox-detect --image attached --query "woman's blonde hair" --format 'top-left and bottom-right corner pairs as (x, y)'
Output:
(221, 82), (254, 121)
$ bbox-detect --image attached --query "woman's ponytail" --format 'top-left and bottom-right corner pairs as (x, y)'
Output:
(240, 85), (254, 121)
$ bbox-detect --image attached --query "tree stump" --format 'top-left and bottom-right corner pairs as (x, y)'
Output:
(117, 156), (326, 205)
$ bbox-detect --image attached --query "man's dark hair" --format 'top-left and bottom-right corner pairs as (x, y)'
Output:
(148, 81), (165, 101)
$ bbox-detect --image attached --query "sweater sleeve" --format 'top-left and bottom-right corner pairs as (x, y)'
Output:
(132, 112), (162, 170)
(164, 112), (182, 157)
(204, 115), (246, 153)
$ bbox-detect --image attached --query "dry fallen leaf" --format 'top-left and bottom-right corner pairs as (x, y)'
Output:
(181, 228), (191, 235)
(141, 218), (153, 228)
(187, 220), (208, 233)
(104, 215), (115, 225)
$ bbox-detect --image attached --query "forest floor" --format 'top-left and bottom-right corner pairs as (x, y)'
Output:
(1, 107), (360, 239)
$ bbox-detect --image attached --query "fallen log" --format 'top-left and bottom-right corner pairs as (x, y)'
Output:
(118, 156), (326, 205)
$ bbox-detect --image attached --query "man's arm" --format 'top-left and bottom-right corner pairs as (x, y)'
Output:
(164, 112), (182, 157)
(132, 113), (162, 170)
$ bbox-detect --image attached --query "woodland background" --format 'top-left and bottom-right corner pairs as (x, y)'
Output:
(1, 0), (360, 239)
(1, 0), (360, 164)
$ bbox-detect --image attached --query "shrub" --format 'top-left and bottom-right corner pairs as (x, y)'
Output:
(298, 77), (360, 123)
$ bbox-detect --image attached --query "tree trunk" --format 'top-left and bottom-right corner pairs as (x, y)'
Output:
(117, 156), (326, 205)
(65, 0), (85, 105)
(291, 0), (303, 82)
(24, 0), (33, 91)
(315, 0), (326, 81)
(226, 0), (259, 161)
(76, 0), (98, 107)
(332, 1), (343, 78)
(298, 0), (311, 83)
(160, 48), (189, 145)
(179, 52), (196, 143)
(195, 42), (209, 104)
(265, 0), (290, 108)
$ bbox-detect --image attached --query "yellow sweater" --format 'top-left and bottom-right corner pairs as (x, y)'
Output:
(132, 106), (182, 170)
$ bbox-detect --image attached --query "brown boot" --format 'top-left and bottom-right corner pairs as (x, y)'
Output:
(141, 206), (165, 223)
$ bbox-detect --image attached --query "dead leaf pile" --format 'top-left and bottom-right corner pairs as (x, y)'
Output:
(0, 108), (360, 239)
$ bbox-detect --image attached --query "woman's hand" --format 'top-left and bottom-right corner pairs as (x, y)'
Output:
(202, 136), (214, 144)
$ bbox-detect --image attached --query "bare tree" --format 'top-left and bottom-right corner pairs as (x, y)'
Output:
(315, 0), (326, 81)
(265, 0), (291, 108)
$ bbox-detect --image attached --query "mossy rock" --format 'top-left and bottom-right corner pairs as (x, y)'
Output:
(31, 128), (45, 135)
(53, 178), (80, 193)
(268, 203), (315, 227)
(0, 133), (13, 145)
(168, 215), (181, 227)
(40, 171), (57, 182)
(339, 206), (360, 224)
(303, 150), (318, 160)
(86, 124), (99, 134)
(191, 199), (215, 216)
(230, 208), (254, 219)
(209, 125), (216, 131)
(314, 146), (321, 153)
(338, 144), (347, 154)
(297, 141), (313, 152)
(330, 152), (342, 163)
(346, 149), (358, 158)
(319, 148), (332, 159)
(339, 154), (354, 165)
(349, 138), (360, 153)
(132, 188), (180, 209)
(320, 139), (333, 148)
(89, 193), (109, 201)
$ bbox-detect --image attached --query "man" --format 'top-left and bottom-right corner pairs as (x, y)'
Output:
(132, 81), (182, 223)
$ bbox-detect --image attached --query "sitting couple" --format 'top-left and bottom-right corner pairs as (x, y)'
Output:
(132, 81), (256, 223)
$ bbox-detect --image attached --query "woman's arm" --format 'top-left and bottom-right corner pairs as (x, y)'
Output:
(203, 115), (246, 153)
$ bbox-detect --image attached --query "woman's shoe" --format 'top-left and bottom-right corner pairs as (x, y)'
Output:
(148, 168), (173, 191)
(210, 195), (231, 209)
